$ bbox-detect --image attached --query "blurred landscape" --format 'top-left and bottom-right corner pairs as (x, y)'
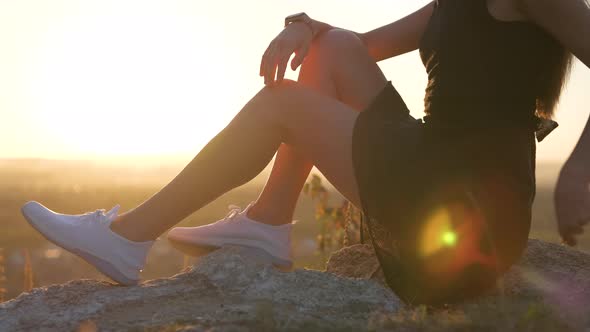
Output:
(0, 158), (588, 302)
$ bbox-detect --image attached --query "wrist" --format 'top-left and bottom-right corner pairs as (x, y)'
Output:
(285, 12), (316, 38)
(287, 21), (314, 38)
(310, 20), (333, 40)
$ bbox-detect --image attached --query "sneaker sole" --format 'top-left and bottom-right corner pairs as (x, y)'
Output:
(21, 206), (139, 286)
(168, 237), (293, 271)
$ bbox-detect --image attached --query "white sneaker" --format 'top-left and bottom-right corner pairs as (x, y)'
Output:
(167, 202), (293, 268)
(21, 201), (154, 286)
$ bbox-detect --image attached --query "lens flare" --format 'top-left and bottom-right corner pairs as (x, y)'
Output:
(419, 196), (499, 281)
(442, 231), (457, 246)
(420, 206), (454, 257)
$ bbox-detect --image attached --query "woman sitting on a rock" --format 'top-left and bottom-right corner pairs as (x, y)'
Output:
(22, 0), (590, 305)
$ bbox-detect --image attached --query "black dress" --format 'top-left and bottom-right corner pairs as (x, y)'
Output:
(351, 0), (563, 305)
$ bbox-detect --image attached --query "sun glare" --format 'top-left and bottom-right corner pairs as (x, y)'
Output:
(420, 206), (455, 257)
(27, 10), (234, 157)
(442, 231), (457, 246)
(1, 0), (587, 161)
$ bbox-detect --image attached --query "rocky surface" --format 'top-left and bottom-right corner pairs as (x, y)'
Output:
(327, 239), (590, 328)
(1, 239), (589, 331)
(0, 246), (399, 331)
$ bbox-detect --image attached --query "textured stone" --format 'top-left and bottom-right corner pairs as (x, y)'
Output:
(2, 239), (590, 331)
(326, 243), (385, 284)
(0, 246), (399, 332)
(327, 239), (590, 327)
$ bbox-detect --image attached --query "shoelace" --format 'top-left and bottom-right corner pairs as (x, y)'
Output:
(80, 205), (120, 225)
(221, 203), (299, 225)
(222, 204), (244, 223)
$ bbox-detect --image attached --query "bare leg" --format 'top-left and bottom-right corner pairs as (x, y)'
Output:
(246, 29), (388, 226)
(110, 79), (366, 242)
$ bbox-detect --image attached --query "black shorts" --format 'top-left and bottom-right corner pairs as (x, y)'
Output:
(351, 81), (536, 305)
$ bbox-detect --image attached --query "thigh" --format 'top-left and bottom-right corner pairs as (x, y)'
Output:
(261, 80), (363, 207)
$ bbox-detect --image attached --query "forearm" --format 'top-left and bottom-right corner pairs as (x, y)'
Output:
(567, 59), (590, 164)
(359, 5), (434, 63)
(308, 2), (434, 63)
(306, 17), (391, 62)
(308, 18), (366, 52)
(567, 115), (590, 165)
(308, 18), (336, 40)
(360, 25), (420, 62)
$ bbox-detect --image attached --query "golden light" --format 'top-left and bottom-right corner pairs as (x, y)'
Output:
(26, 6), (234, 158)
(418, 193), (500, 281)
(442, 230), (457, 247)
(420, 206), (456, 257)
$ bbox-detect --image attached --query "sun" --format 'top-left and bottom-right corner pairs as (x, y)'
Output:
(27, 11), (235, 157)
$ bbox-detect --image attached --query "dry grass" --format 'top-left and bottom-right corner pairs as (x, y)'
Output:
(0, 248), (6, 302)
(22, 249), (33, 292)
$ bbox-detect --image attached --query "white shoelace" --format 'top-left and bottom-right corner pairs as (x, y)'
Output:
(220, 203), (298, 226)
(79, 205), (120, 225)
(222, 204), (244, 222)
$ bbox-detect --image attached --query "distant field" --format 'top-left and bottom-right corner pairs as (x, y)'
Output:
(0, 159), (588, 302)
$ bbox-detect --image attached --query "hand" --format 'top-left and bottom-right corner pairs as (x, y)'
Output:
(554, 158), (590, 246)
(260, 22), (313, 86)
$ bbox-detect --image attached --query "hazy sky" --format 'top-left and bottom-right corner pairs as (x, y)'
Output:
(0, 0), (588, 163)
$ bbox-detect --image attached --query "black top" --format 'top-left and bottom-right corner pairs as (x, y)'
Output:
(351, 0), (567, 305)
(420, 0), (562, 124)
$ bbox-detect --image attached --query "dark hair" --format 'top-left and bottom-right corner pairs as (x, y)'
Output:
(536, 45), (574, 118)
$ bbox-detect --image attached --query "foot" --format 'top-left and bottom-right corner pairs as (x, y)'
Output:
(21, 201), (154, 285)
(167, 202), (294, 268)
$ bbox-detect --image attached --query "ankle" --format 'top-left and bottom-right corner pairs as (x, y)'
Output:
(247, 203), (293, 226)
(110, 218), (155, 243)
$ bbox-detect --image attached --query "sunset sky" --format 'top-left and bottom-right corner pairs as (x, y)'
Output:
(0, 0), (588, 163)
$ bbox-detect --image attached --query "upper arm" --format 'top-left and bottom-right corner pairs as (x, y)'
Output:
(361, 2), (435, 62)
(520, 0), (590, 68)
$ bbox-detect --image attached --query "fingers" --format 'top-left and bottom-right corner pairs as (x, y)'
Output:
(560, 223), (577, 246)
(266, 63), (277, 86)
(291, 44), (309, 71)
(275, 56), (289, 84)
(291, 54), (303, 71)
(262, 57), (284, 86)
(264, 50), (276, 86)
(559, 218), (588, 246)
(259, 50), (266, 77)
(260, 43), (274, 85)
(260, 42), (274, 84)
(561, 231), (579, 247)
(559, 204), (590, 247)
(260, 40), (306, 85)
(555, 185), (590, 247)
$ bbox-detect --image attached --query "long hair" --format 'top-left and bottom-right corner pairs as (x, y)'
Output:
(536, 47), (574, 118)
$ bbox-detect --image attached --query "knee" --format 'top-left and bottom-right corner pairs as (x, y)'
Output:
(314, 29), (365, 53)
(307, 28), (367, 62)
(244, 79), (300, 138)
(250, 79), (301, 118)
(262, 79), (302, 113)
(259, 79), (299, 100)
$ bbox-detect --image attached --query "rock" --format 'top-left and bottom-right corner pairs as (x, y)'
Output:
(500, 239), (590, 326)
(326, 243), (385, 284)
(327, 239), (590, 327)
(327, 239), (590, 296)
(0, 246), (399, 332)
(2, 239), (589, 331)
